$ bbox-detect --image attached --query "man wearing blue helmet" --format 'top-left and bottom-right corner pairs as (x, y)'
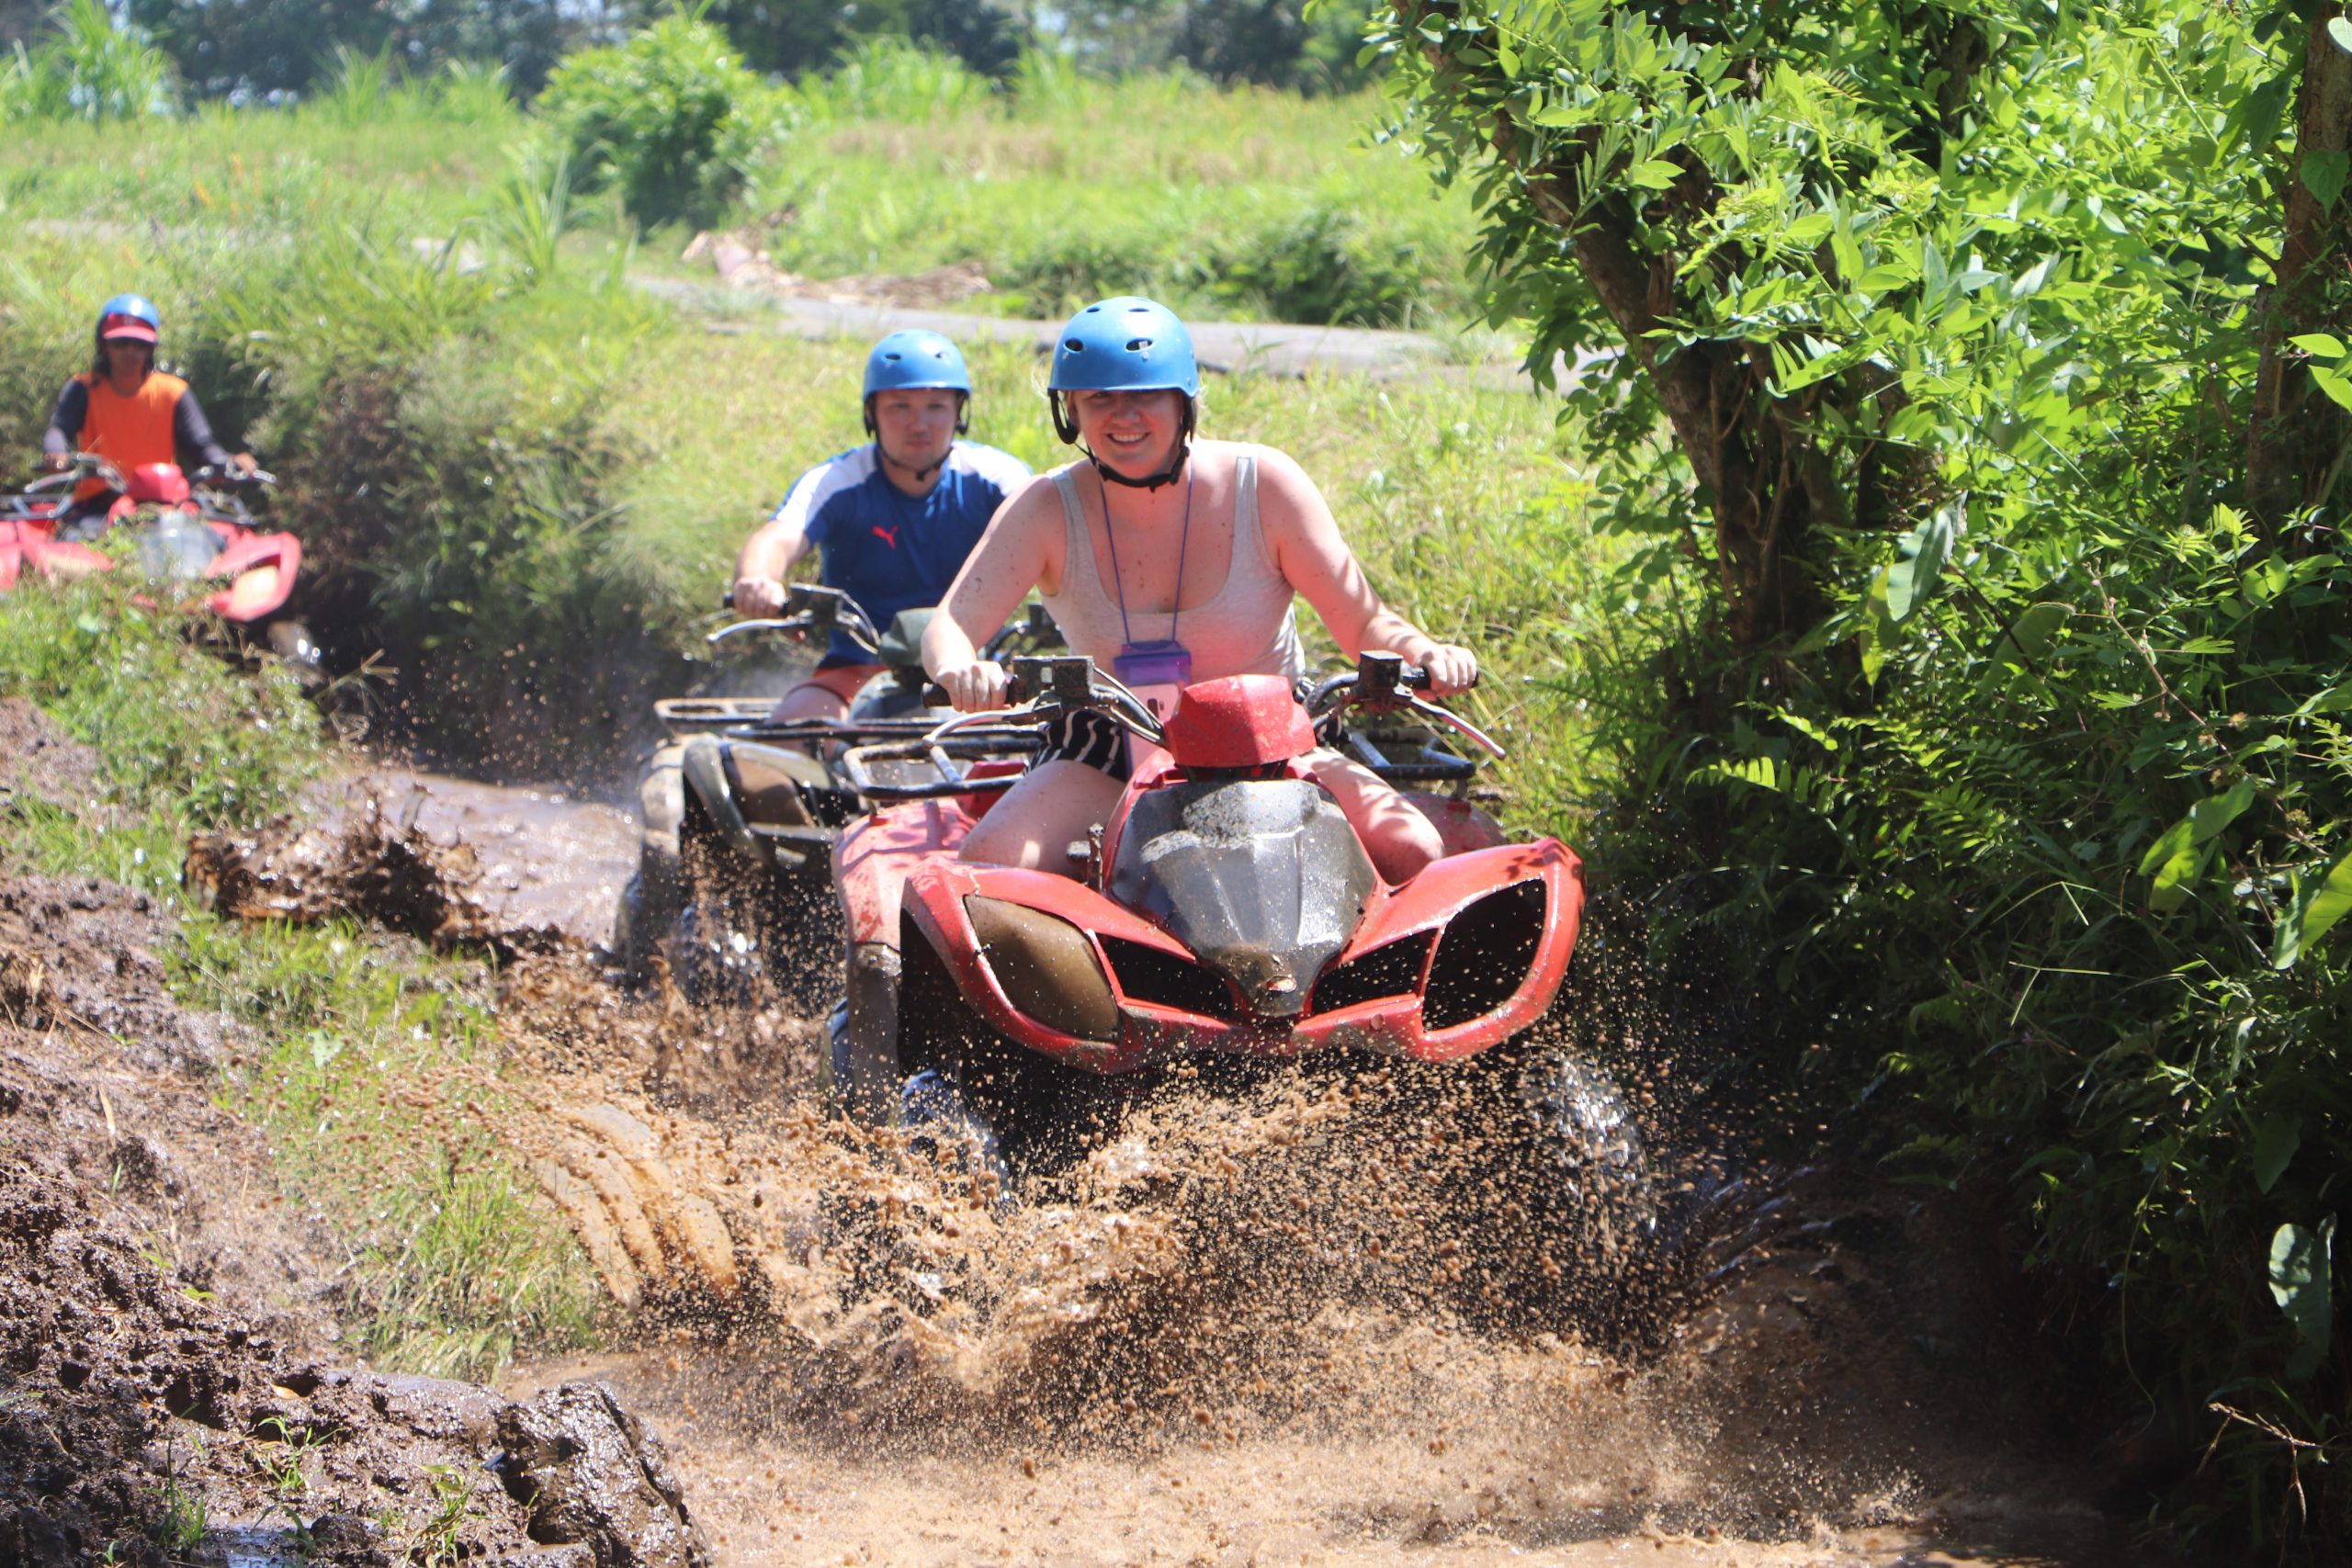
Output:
(40, 293), (257, 534)
(733, 329), (1031, 721)
(923, 296), (1477, 883)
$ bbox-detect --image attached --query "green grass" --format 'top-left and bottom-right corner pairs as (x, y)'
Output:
(4, 52), (1473, 329)
(0, 578), (324, 888)
(720, 74), (1478, 326)
(172, 917), (602, 1379)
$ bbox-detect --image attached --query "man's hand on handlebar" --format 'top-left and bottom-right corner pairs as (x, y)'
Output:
(731, 575), (788, 618)
(1419, 643), (1479, 696)
(934, 660), (1011, 712)
(40, 453), (69, 474)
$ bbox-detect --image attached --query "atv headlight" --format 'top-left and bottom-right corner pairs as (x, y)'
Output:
(966, 896), (1117, 1042)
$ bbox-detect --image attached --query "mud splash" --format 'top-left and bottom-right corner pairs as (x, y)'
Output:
(475, 956), (2132, 1563)
(157, 768), (2150, 1564)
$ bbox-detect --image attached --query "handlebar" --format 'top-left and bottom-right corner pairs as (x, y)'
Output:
(1310, 650), (1504, 761)
(707, 582), (882, 654)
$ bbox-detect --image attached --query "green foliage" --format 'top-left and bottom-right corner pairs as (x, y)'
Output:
(484, 140), (581, 286)
(3, 0), (173, 122)
(785, 32), (994, 122)
(1385, 0), (2350, 1548)
(173, 916), (603, 1379)
(537, 12), (788, 228)
(0, 579), (323, 851)
(734, 68), (1475, 326)
(314, 42), (396, 131)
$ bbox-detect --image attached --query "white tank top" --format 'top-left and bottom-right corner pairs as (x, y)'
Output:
(1039, 452), (1308, 683)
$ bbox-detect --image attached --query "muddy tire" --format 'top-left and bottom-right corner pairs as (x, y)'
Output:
(623, 826), (837, 1014)
(1445, 1039), (1660, 1337)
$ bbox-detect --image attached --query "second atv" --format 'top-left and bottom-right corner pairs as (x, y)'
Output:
(612, 583), (1054, 1010)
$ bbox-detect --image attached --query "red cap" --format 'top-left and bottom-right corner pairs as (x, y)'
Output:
(99, 313), (158, 344)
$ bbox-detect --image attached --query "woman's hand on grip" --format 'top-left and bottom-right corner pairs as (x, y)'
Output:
(936, 660), (1010, 712)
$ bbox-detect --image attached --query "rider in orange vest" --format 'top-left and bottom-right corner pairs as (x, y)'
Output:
(40, 294), (256, 537)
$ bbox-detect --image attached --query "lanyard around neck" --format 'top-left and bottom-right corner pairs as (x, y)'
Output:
(1099, 467), (1193, 649)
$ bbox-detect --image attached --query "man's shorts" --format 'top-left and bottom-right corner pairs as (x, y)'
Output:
(764, 661), (885, 720)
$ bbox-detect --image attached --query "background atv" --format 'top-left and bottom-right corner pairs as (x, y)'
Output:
(5, 455), (308, 662)
(612, 583), (1056, 1014)
(828, 652), (1657, 1320)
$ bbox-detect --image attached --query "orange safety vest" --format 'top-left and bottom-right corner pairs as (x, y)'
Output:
(73, 371), (188, 502)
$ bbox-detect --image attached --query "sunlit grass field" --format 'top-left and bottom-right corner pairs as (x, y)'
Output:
(2, 51), (1612, 816)
(5, 57), (1476, 327)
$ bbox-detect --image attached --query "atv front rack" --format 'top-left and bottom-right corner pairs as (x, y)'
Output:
(836, 725), (1046, 801)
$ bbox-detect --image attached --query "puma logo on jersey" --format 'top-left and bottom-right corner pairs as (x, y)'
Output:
(871, 525), (901, 549)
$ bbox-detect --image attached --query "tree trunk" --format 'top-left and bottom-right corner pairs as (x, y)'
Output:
(2246, 14), (2352, 528)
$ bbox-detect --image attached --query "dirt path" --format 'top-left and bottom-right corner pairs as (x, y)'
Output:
(1, 728), (2162, 1565)
(628, 276), (1614, 391)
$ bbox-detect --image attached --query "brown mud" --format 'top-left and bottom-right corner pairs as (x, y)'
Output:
(5, 740), (2175, 1565)
(0, 733), (704, 1564)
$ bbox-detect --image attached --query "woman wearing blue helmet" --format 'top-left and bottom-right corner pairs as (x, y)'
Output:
(922, 296), (1476, 882)
(734, 329), (1030, 721)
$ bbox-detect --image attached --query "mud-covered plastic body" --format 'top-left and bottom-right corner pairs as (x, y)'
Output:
(830, 660), (1588, 1142)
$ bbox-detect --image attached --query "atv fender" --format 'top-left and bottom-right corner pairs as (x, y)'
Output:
(680, 735), (770, 869)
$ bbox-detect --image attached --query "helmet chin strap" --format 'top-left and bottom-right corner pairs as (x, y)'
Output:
(880, 441), (949, 486)
(1089, 439), (1190, 491)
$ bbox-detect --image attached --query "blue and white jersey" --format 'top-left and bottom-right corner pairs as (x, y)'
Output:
(771, 440), (1031, 664)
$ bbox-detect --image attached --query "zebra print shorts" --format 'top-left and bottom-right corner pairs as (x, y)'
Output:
(1035, 708), (1133, 781)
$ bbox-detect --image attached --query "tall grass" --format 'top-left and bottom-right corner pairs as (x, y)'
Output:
(786, 32), (996, 123)
(175, 916), (604, 1379)
(0, 580), (599, 1382)
(729, 62), (1476, 325)
(2, 0), (175, 124)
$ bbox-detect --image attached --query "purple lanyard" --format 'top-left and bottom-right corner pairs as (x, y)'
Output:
(1100, 468), (1193, 650)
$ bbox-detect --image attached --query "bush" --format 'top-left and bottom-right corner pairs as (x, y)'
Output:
(786, 34), (994, 124)
(537, 13), (786, 229)
(1210, 202), (1430, 327)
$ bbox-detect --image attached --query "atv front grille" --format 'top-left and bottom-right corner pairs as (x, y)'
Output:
(1100, 936), (1239, 1021)
(1310, 930), (1437, 1014)
(1423, 880), (1547, 1030)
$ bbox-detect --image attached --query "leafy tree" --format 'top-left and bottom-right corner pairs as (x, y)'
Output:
(0, 0), (44, 49)
(706, 0), (1025, 78)
(1384, 0), (2352, 1548)
(126, 0), (635, 99)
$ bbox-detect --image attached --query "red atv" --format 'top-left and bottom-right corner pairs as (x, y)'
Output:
(2, 454), (306, 649)
(830, 650), (1654, 1294)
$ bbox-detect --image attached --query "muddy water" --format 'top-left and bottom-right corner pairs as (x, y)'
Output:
(378, 769), (2145, 1568)
(339, 766), (639, 944)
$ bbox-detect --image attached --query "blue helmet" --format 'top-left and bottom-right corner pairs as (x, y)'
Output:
(1046, 298), (1200, 465)
(96, 292), (161, 344)
(861, 329), (970, 440)
(863, 330), (970, 397)
(1047, 297), (1199, 398)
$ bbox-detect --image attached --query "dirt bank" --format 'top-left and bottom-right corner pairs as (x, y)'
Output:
(0, 732), (704, 1566)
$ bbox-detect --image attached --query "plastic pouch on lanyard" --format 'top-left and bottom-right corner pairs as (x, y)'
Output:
(1113, 637), (1193, 688)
